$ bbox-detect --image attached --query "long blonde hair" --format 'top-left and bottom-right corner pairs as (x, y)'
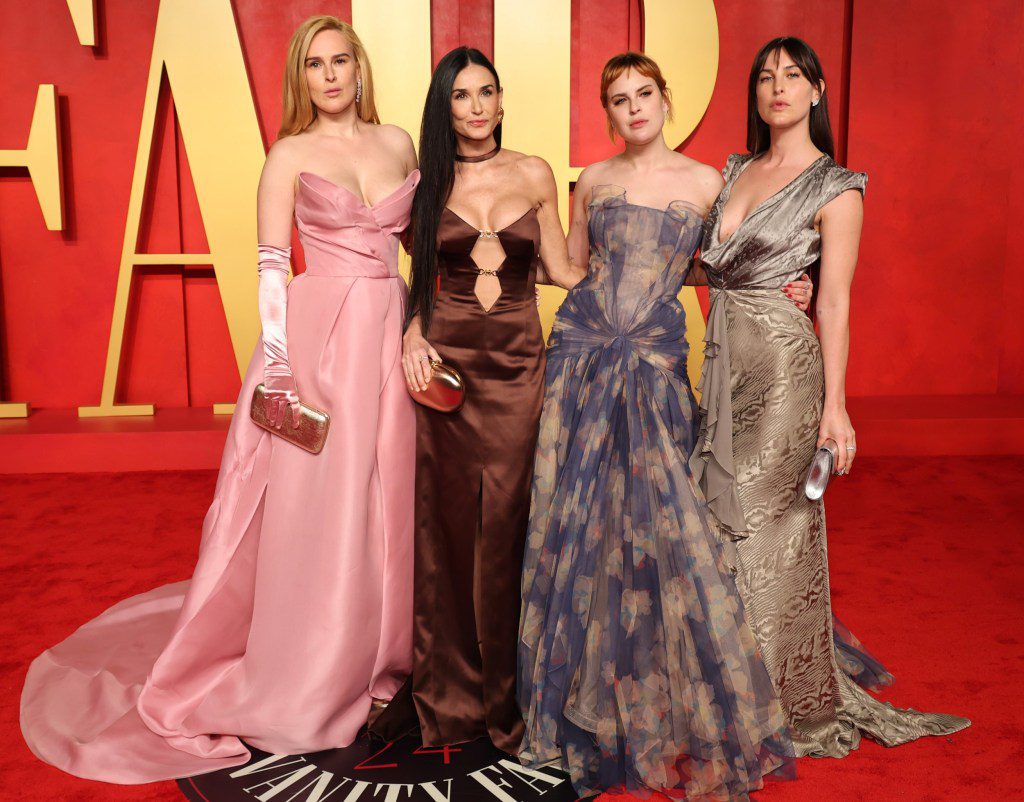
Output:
(278, 16), (379, 138)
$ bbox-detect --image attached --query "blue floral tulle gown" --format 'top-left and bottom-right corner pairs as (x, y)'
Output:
(517, 186), (793, 799)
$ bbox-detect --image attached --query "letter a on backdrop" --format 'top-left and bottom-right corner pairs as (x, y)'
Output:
(79, 0), (265, 417)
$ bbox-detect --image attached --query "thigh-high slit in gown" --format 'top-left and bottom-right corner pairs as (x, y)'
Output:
(408, 206), (545, 752)
(19, 170), (420, 783)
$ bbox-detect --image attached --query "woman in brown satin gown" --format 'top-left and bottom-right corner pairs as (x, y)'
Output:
(690, 37), (970, 756)
(391, 47), (584, 752)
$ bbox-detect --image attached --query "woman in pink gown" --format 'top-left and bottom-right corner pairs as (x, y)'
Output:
(20, 16), (418, 784)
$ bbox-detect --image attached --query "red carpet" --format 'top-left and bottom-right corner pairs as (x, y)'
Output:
(1, 457), (1019, 801)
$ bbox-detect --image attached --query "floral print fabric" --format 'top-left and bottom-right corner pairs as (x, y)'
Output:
(517, 187), (793, 799)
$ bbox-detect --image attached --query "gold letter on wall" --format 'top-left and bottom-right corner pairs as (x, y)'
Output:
(0, 84), (63, 233)
(79, 0), (265, 417)
(0, 83), (64, 417)
(65, 0), (97, 47)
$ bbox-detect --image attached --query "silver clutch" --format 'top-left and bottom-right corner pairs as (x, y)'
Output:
(804, 439), (838, 501)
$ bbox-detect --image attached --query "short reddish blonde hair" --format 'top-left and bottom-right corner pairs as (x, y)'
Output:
(600, 52), (673, 140)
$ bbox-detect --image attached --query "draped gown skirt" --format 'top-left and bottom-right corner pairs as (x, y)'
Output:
(518, 189), (793, 799)
(19, 170), (420, 783)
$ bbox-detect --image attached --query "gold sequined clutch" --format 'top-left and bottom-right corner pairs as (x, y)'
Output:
(409, 361), (466, 413)
(250, 384), (330, 454)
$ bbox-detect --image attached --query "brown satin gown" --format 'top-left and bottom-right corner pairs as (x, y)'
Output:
(410, 206), (544, 751)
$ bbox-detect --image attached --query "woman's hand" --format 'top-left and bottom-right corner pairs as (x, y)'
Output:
(817, 405), (856, 474)
(784, 273), (814, 312)
(402, 325), (441, 393)
(263, 372), (302, 429)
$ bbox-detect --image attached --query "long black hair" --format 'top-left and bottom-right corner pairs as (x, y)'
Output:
(406, 46), (502, 333)
(746, 37), (834, 158)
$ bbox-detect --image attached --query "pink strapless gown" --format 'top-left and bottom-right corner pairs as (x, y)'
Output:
(20, 170), (421, 783)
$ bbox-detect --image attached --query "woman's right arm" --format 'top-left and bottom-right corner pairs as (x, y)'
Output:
(564, 168), (593, 279)
(255, 141), (301, 428)
(528, 158), (586, 290)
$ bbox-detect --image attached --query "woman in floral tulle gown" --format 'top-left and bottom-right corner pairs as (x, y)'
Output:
(518, 53), (812, 800)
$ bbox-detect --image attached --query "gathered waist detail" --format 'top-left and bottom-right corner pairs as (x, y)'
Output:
(549, 317), (689, 381)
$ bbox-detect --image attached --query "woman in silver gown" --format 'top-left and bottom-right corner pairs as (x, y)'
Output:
(690, 36), (970, 756)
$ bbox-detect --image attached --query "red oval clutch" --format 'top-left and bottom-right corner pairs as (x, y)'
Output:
(410, 361), (466, 413)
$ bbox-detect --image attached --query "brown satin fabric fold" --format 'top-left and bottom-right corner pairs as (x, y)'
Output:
(409, 208), (544, 751)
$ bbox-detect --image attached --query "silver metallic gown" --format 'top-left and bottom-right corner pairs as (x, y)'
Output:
(690, 153), (970, 757)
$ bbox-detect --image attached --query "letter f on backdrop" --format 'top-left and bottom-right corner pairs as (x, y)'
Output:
(79, 0), (265, 417)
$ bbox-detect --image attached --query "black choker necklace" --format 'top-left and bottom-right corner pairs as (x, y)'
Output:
(455, 145), (500, 163)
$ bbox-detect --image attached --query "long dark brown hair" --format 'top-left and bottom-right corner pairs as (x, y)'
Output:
(406, 47), (502, 333)
(746, 37), (834, 158)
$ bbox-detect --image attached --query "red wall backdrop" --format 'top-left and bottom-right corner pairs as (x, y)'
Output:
(0, 0), (1021, 412)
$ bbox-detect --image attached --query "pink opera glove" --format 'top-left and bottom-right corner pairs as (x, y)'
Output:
(258, 244), (301, 429)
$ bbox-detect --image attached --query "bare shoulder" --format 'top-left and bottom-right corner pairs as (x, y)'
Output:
(508, 151), (551, 179)
(669, 151), (722, 185)
(267, 133), (305, 163)
(690, 161), (726, 206)
(364, 123), (415, 172)
(578, 158), (616, 185)
(508, 153), (559, 201)
(375, 123), (415, 150)
(668, 151), (724, 208)
(263, 134), (306, 182)
(822, 185), (864, 216)
(572, 160), (614, 204)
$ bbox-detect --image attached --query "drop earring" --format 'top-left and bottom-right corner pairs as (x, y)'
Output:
(812, 98), (819, 107)
(355, 77), (362, 104)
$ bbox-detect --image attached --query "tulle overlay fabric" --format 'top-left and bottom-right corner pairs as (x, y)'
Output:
(19, 171), (420, 783)
(518, 188), (793, 799)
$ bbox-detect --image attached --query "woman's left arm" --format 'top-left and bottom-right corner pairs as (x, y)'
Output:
(527, 158), (586, 290)
(815, 188), (864, 474)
